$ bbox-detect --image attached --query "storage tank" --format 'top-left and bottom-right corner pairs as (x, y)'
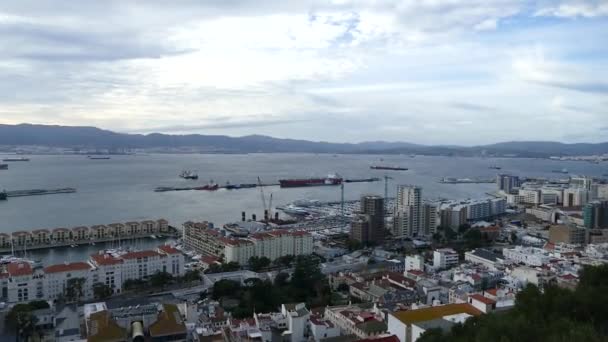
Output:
(131, 321), (144, 342)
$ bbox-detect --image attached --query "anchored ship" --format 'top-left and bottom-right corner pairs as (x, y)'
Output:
(88, 156), (111, 160)
(0, 191), (6, 201)
(370, 166), (408, 171)
(279, 174), (342, 188)
(179, 170), (199, 180)
(0, 164), (7, 170)
(489, 165), (502, 170)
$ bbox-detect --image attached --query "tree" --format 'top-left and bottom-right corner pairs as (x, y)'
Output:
(183, 269), (201, 282)
(5, 301), (49, 340)
(345, 239), (363, 252)
(212, 279), (241, 300)
(337, 283), (350, 292)
(274, 272), (290, 287)
(274, 255), (295, 267)
(458, 223), (471, 234)
(249, 256), (271, 272)
(65, 277), (86, 302)
(150, 271), (174, 289)
(93, 282), (113, 299)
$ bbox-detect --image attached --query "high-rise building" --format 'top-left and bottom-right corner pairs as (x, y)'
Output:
(497, 174), (520, 194)
(564, 188), (590, 207)
(421, 203), (438, 236)
(350, 195), (385, 244)
(584, 200), (608, 229)
(394, 185), (422, 238)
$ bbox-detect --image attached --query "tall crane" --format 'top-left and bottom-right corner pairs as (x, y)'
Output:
(268, 193), (273, 220)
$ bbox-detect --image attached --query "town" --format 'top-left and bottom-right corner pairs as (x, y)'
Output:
(0, 173), (607, 341)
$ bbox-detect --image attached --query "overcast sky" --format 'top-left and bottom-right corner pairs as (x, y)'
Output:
(0, 0), (606, 145)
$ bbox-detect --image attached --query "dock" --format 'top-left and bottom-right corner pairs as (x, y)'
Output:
(5, 188), (76, 197)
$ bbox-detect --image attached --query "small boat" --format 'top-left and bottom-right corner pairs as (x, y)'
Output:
(0, 164), (7, 170)
(150, 234), (157, 239)
(489, 166), (502, 170)
(552, 168), (569, 174)
(70, 244), (77, 248)
(179, 170), (199, 180)
(2, 157), (29, 162)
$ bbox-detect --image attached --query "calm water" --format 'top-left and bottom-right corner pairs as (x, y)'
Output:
(1, 153), (606, 264)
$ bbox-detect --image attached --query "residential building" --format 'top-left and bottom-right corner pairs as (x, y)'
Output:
(433, 249), (459, 269)
(405, 255), (424, 272)
(352, 195), (385, 244)
(388, 304), (482, 342)
(563, 188), (590, 207)
(549, 225), (586, 245)
(324, 303), (388, 339)
(184, 221), (313, 264)
(497, 174), (520, 194)
(503, 246), (550, 266)
(583, 200), (608, 229)
(518, 189), (542, 205)
(395, 186), (422, 238)
(43, 262), (94, 301)
(464, 249), (505, 270)
(420, 203), (438, 236)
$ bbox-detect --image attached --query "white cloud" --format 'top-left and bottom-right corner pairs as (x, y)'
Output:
(535, 0), (608, 18)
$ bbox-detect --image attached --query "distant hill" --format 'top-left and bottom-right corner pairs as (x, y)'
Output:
(0, 123), (606, 157)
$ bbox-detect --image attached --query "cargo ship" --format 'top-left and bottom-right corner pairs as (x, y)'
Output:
(370, 166), (408, 171)
(5, 188), (76, 197)
(88, 156), (111, 160)
(225, 183), (257, 190)
(0, 164), (7, 170)
(279, 174), (342, 188)
(2, 157), (30, 162)
(194, 183), (219, 191)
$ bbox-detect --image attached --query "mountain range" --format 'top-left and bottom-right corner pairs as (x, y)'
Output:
(1, 123), (606, 157)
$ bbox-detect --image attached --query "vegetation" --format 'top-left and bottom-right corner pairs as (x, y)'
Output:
(418, 264), (608, 342)
(5, 300), (50, 340)
(150, 271), (174, 289)
(211, 255), (331, 318)
(65, 277), (86, 302)
(345, 239), (363, 251)
(183, 269), (202, 282)
(249, 256), (271, 271)
(274, 255), (296, 267)
(92, 282), (113, 299)
(205, 261), (241, 274)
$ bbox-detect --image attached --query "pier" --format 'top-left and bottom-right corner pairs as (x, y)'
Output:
(4, 188), (76, 197)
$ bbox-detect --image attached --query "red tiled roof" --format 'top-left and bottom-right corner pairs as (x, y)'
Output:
(158, 245), (180, 255)
(290, 231), (310, 237)
(52, 228), (70, 232)
(91, 253), (123, 266)
(471, 274), (482, 281)
(0, 233), (9, 237)
(122, 250), (161, 259)
(7, 262), (33, 276)
(90, 225), (107, 230)
(407, 270), (424, 276)
(485, 288), (498, 296)
(72, 226), (88, 231)
(200, 256), (220, 264)
(44, 262), (91, 274)
(560, 274), (577, 281)
(12, 231), (30, 236)
(32, 229), (50, 234)
(469, 293), (496, 305)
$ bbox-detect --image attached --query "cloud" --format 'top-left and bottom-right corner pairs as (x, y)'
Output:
(535, 0), (608, 18)
(0, 1), (606, 144)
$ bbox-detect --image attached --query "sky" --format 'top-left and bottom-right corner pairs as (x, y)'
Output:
(0, 0), (606, 145)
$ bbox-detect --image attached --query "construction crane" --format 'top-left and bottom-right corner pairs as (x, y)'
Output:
(268, 193), (273, 221)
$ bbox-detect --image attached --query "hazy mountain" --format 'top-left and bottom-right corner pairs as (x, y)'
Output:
(0, 124), (606, 157)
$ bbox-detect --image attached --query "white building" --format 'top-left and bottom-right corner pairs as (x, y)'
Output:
(281, 303), (310, 342)
(433, 249), (459, 269)
(395, 185), (422, 238)
(563, 188), (590, 207)
(405, 255), (424, 272)
(309, 315), (341, 342)
(518, 189), (542, 205)
(464, 249), (504, 270)
(4, 261), (43, 303)
(503, 246), (551, 267)
(43, 262), (94, 301)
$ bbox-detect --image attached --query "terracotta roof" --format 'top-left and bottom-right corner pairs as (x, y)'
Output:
(12, 231), (30, 236)
(90, 225), (107, 230)
(32, 229), (50, 234)
(72, 226), (88, 231)
(390, 304), (482, 324)
(122, 250), (161, 259)
(0, 233), (9, 237)
(408, 270), (424, 276)
(485, 288), (498, 296)
(290, 230), (310, 237)
(158, 245), (180, 255)
(469, 294), (496, 305)
(87, 310), (127, 342)
(149, 304), (187, 337)
(560, 274), (578, 281)
(44, 262), (92, 274)
(90, 253), (123, 266)
(200, 256), (220, 264)
(7, 262), (33, 277)
(52, 228), (70, 232)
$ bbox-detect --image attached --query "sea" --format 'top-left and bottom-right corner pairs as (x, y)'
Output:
(1, 153), (606, 265)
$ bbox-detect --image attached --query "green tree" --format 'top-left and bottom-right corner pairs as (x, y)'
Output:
(183, 269), (201, 282)
(345, 239), (363, 251)
(5, 301), (49, 340)
(65, 277), (86, 302)
(249, 256), (271, 272)
(150, 271), (174, 289)
(212, 279), (242, 300)
(92, 282), (113, 299)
